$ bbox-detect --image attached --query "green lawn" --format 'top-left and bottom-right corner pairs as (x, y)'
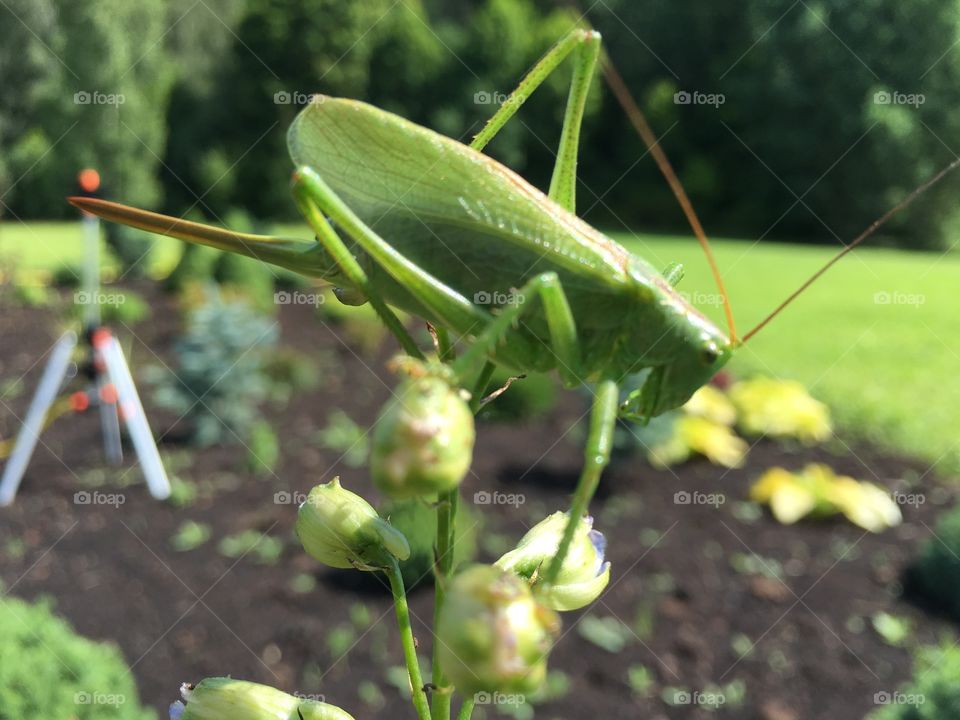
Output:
(616, 233), (960, 477)
(2, 220), (958, 476)
(0, 221), (183, 280)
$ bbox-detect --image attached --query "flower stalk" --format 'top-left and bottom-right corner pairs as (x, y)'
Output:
(387, 556), (431, 720)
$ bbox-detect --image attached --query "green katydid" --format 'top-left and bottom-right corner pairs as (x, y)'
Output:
(70, 28), (960, 586)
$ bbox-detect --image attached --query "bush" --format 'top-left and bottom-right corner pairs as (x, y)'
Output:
(152, 287), (277, 445)
(247, 420), (280, 477)
(869, 643), (960, 719)
(104, 225), (152, 279)
(0, 595), (153, 720)
(907, 503), (960, 620)
(380, 498), (478, 589)
(211, 209), (276, 308)
(100, 290), (151, 326)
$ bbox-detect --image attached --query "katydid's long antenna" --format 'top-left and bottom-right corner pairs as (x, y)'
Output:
(741, 154), (960, 343)
(598, 52), (738, 344)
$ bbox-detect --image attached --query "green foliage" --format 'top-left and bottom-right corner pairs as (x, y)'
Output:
(103, 225), (152, 279)
(380, 498), (478, 588)
(211, 210), (276, 306)
(170, 520), (211, 551)
(869, 643), (960, 719)
(908, 503), (960, 620)
(576, 615), (631, 653)
(99, 290), (151, 326)
(316, 410), (369, 468)
(0, 596), (154, 720)
(247, 420), (280, 477)
(262, 346), (324, 404)
(151, 288), (278, 445)
(592, 0), (960, 248)
(218, 530), (284, 565)
(1, 0), (173, 219)
(51, 264), (82, 289)
(163, 245), (220, 292)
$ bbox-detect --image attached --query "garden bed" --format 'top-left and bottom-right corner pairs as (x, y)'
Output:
(0, 281), (954, 719)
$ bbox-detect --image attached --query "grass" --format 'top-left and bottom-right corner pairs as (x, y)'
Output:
(616, 233), (960, 476)
(2, 220), (957, 475)
(0, 221), (183, 281)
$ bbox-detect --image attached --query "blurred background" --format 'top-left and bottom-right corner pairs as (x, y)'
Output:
(2, 2), (960, 720)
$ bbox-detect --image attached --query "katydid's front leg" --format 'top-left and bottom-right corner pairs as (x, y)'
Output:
(543, 378), (619, 586)
(291, 173), (424, 359)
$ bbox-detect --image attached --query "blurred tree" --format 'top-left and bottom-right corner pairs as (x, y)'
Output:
(586, 0), (960, 248)
(0, 0), (174, 219)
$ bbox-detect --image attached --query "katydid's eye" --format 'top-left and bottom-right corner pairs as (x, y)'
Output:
(700, 347), (719, 365)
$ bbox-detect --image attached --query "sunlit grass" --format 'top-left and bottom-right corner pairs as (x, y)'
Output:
(617, 233), (960, 476)
(0, 221), (183, 281)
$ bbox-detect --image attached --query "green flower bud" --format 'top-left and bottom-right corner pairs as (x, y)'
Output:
(371, 372), (474, 499)
(169, 678), (354, 720)
(437, 564), (560, 695)
(296, 477), (410, 571)
(495, 512), (610, 611)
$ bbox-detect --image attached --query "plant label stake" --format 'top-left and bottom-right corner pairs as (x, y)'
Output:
(0, 169), (170, 505)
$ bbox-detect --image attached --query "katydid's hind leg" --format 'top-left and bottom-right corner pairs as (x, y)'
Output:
(544, 378), (618, 585)
(294, 167), (492, 344)
(450, 272), (582, 389)
(291, 174), (423, 359)
(547, 30), (601, 212)
(471, 27), (602, 207)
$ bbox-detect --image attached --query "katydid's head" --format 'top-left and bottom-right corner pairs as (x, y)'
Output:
(624, 310), (733, 419)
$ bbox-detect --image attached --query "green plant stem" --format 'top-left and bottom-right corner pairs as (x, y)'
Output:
(431, 361), (493, 720)
(430, 487), (457, 720)
(387, 557), (431, 720)
(456, 698), (476, 720)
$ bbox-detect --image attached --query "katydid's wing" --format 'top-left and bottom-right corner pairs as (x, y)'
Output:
(287, 97), (639, 293)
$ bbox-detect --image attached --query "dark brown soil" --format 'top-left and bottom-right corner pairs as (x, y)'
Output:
(0, 280), (954, 720)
